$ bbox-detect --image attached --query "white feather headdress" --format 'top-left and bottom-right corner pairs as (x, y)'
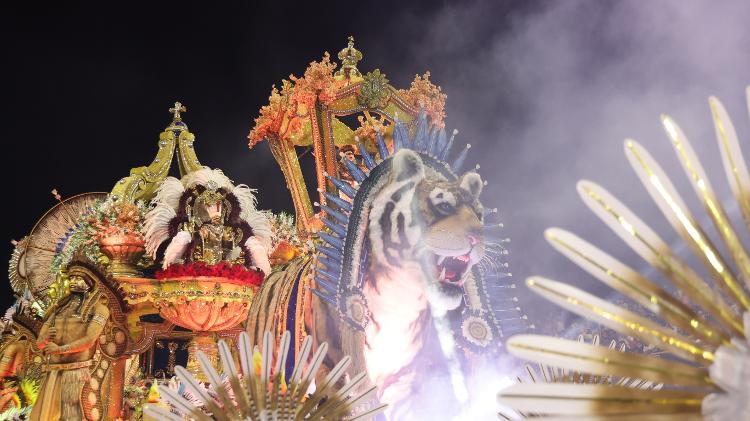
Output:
(143, 167), (271, 257)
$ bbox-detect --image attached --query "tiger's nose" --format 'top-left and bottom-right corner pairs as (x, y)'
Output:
(467, 234), (480, 246)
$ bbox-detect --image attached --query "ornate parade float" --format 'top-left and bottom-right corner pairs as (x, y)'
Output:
(0, 38), (521, 420)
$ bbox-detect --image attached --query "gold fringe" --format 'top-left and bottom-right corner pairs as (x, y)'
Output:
(60, 367), (90, 421)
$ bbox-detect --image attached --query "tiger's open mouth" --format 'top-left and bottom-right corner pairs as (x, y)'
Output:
(434, 252), (472, 286)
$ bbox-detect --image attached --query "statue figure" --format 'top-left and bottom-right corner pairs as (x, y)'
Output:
(337, 144), (359, 186)
(183, 185), (246, 266)
(144, 167), (272, 274)
(30, 275), (109, 421)
(0, 301), (43, 384)
(0, 324), (27, 381)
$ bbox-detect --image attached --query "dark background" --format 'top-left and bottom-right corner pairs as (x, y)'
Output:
(0, 0), (535, 310)
(2, 0), (750, 340)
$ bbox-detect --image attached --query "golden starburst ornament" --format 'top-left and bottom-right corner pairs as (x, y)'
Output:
(498, 87), (750, 420)
(144, 330), (386, 421)
(499, 334), (662, 420)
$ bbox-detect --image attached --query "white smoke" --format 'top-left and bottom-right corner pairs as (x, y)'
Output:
(404, 0), (750, 326)
(381, 1), (750, 418)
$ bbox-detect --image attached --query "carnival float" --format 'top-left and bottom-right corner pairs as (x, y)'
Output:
(0, 38), (522, 420)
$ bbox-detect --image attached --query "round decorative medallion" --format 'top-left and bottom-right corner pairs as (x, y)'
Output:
(345, 292), (369, 329)
(349, 300), (365, 322)
(461, 316), (493, 347)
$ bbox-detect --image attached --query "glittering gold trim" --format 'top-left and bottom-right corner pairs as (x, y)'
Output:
(527, 277), (714, 364)
(507, 335), (713, 387)
(545, 228), (728, 347)
(579, 181), (743, 336)
(625, 140), (750, 312)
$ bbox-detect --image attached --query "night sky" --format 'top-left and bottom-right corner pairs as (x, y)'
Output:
(2, 0), (750, 336)
(0, 0), (534, 311)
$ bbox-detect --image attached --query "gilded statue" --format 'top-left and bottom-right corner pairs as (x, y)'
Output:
(30, 275), (109, 421)
(0, 325), (28, 381)
(184, 185), (245, 265)
(144, 167), (272, 274)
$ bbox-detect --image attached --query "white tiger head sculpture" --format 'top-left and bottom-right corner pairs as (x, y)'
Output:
(368, 150), (485, 312)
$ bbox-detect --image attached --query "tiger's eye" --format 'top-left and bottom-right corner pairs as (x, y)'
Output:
(437, 203), (454, 213)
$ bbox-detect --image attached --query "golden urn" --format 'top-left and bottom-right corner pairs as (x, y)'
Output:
(151, 277), (258, 380)
(99, 233), (146, 277)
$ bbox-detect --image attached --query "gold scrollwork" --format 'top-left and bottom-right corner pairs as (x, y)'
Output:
(110, 104), (204, 204)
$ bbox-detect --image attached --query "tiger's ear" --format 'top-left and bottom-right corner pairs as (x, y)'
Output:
(460, 172), (483, 201)
(392, 150), (424, 182)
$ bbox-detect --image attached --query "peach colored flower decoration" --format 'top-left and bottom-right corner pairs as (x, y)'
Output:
(248, 54), (338, 148)
(399, 71), (447, 129)
(88, 201), (145, 243)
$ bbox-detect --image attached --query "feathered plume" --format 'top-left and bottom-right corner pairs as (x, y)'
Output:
(144, 177), (184, 257)
(233, 184), (272, 251)
(181, 167), (234, 191)
(162, 231), (191, 269)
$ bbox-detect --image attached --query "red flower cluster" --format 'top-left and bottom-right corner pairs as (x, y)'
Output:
(156, 262), (265, 288)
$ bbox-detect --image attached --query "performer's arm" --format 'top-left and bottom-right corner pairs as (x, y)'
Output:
(48, 304), (110, 355)
(245, 236), (271, 274)
(163, 231), (191, 269)
(36, 318), (56, 350)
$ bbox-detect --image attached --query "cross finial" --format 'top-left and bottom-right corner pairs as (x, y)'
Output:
(169, 101), (187, 120)
(335, 35), (363, 80)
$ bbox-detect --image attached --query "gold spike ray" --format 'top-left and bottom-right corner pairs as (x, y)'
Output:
(544, 228), (729, 347)
(624, 139), (750, 311)
(709, 96), (750, 240)
(664, 112), (750, 292)
(664, 111), (750, 297)
(526, 277), (714, 364)
(577, 180), (743, 336)
(497, 383), (705, 416)
(498, 88), (750, 420)
(507, 335), (714, 388)
(526, 415), (704, 421)
(667, 110), (750, 302)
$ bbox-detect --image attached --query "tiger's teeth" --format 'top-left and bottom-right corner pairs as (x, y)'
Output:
(437, 256), (446, 265)
(439, 267), (447, 280)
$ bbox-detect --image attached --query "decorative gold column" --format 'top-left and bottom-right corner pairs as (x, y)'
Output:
(268, 138), (314, 235)
(185, 333), (219, 382)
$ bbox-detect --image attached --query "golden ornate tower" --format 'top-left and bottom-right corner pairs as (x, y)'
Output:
(248, 37), (446, 234)
(110, 101), (204, 203)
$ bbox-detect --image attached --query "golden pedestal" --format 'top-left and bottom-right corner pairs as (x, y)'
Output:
(185, 333), (220, 381)
(151, 277), (256, 382)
